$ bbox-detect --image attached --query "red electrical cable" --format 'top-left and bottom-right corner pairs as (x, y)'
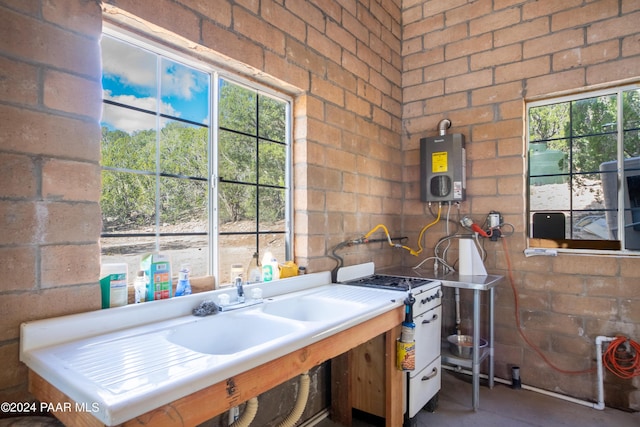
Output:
(602, 336), (640, 379)
(501, 238), (595, 375)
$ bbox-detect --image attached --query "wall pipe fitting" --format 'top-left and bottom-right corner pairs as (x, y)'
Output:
(438, 119), (451, 136)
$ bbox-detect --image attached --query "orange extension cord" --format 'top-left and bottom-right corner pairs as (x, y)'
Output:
(602, 336), (640, 379)
(502, 238), (640, 378)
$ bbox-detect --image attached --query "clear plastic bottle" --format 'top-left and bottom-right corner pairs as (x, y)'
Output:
(134, 270), (147, 304)
(246, 252), (262, 283)
(175, 264), (192, 296)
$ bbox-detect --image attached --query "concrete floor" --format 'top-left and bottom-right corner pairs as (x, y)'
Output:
(316, 369), (640, 427)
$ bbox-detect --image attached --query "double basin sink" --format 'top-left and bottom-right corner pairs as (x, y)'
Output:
(167, 284), (395, 355)
(21, 281), (402, 425)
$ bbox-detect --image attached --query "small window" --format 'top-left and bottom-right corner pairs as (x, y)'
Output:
(527, 85), (640, 252)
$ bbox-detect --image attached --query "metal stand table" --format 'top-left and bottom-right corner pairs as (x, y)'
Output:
(438, 272), (502, 410)
(377, 267), (502, 411)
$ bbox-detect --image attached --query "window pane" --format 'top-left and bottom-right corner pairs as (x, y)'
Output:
(259, 187), (286, 229)
(530, 182), (571, 211)
(219, 80), (257, 135)
(572, 134), (617, 174)
(259, 95), (287, 142)
(160, 119), (208, 178)
(160, 58), (210, 124)
(259, 140), (286, 186)
(101, 105), (156, 170)
(572, 172), (608, 238)
(101, 170), (156, 233)
(259, 233), (286, 266)
(158, 235), (209, 280)
(571, 95), (617, 137)
(159, 177), (208, 227)
(529, 139), (568, 184)
(218, 181), (255, 223)
(217, 234), (258, 287)
(623, 89), (640, 132)
(528, 103), (569, 142)
(101, 35), (157, 112)
(219, 130), (257, 183)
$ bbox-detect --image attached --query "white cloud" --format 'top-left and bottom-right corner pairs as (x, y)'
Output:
(101, 36), (156, 92)
(162, 62), (208, 100)
(102, 91), (180, 134)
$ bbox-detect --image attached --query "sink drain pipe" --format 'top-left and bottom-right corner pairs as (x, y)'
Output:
(229, 397), (258, 427)
(278, 371), (311, 427)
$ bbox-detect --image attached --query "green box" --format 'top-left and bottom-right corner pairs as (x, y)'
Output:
(140, 253), (172, 301)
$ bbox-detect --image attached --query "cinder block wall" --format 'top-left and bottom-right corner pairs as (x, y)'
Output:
(401, 0), (640, 410)
(0, 0), (104, 406)
(0, 0), (404, 422)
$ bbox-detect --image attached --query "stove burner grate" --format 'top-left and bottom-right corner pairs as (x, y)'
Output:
(342, 274), (434, 291)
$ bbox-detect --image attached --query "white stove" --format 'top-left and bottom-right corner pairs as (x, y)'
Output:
(337, 263), (442, 425)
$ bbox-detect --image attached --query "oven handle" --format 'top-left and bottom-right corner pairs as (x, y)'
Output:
(422, 367), (438, 381)
(421, 314), (438, 324)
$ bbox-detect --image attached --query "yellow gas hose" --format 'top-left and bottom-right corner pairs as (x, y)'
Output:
(362, 204), (441, 256)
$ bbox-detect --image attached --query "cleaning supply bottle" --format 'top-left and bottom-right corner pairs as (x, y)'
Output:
(397, 294), (416, 371)
(246, 252), (262, 283)
(400, 294), (416, 342)
(174, 264), (192, 296)
(261, 252), (279, 282)
(134, 270), (147, 303)
(99, 263), (128, 308)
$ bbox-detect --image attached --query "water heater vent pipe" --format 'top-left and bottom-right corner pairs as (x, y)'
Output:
(438, 119), (451, 136)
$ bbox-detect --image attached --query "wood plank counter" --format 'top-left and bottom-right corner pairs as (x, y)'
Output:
(29, 305), (404, 427)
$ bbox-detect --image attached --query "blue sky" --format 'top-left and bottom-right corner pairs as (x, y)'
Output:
(101, 35), (210, 133)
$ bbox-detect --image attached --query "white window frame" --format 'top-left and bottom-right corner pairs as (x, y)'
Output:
(100, 26), (293, 285)
(526, 83), (640, 256)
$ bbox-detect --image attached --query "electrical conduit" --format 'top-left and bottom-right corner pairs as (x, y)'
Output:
(278, 372), (311, 427)
(595, 336), (616, 410)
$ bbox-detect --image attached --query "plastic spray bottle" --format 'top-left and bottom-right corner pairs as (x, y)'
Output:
(175, 264), (192, 296)
(134, 270), (148, 303)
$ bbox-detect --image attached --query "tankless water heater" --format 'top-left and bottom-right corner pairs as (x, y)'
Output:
(420, 133), (466, 202)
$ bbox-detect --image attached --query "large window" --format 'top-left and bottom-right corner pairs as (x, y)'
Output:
(100, 31), (292, 288)
(527, 85), (640, 252)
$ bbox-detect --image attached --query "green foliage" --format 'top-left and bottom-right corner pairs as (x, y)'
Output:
(101, 80), (287, 231)
(529, 89), (640, 177)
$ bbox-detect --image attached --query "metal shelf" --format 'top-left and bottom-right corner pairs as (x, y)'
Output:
(441, 341), (490, 369)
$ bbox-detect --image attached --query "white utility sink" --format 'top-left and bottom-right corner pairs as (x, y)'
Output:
(166, 310), (304, 354)
(261, 294), (367, 322)
(20, 275), (404, 426)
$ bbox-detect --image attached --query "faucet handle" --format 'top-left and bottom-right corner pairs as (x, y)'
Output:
(251, 287), (263, 300)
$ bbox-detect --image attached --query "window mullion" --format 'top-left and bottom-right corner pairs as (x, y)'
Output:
(617, 90), (626, 249)
(154, 55), (162, 253)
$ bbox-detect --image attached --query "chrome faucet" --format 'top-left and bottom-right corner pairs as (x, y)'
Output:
(235, 276), (245, 303)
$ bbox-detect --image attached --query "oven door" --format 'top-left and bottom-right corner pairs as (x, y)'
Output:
(407, 357), (441, 418)
(413, 304), (441, 372)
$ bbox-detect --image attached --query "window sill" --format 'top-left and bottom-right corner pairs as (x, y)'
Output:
(527, 238), (640, 257)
